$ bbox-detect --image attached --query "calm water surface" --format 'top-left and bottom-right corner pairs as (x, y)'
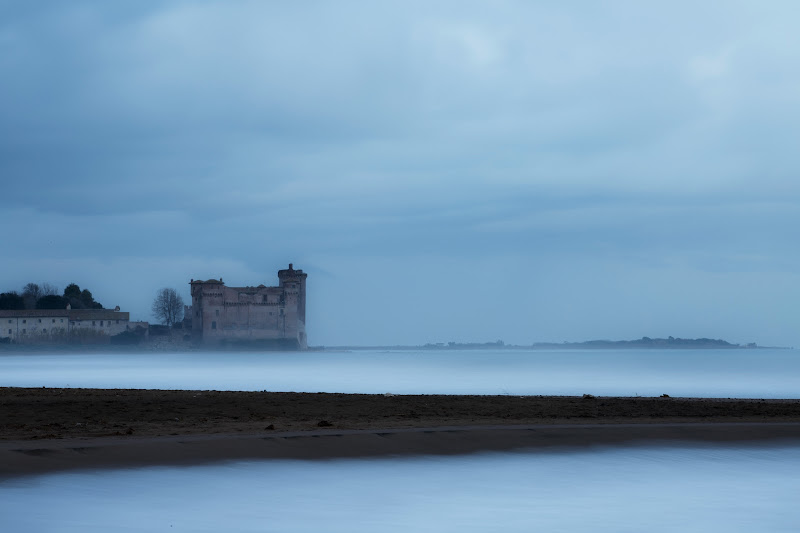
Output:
(2, 444), (800, 532)
(3, 350), (800, 531)
(0, 348), (797, 397)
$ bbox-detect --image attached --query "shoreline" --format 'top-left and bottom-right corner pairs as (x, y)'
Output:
(3, 423), (800, 479)
(5, 387), (800, 440)
(3, 387), (800, 478)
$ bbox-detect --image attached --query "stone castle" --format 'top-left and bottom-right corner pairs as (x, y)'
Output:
(189, 264), (307, 349)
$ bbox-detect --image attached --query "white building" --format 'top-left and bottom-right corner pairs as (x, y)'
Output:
(0, 307), (133, 343)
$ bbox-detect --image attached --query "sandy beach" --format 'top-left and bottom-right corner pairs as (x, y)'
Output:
(3, 387), (800, 478)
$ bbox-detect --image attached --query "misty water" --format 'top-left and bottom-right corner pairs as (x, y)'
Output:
(3, 348), (800, 531)
(3, 444), (800, 532)
(0, 348), (797, 398)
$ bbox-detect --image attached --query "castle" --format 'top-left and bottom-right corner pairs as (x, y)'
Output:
(189, 264), (307, 349)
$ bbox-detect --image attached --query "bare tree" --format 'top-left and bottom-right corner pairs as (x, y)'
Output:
(152, 288), (185, 327)
(40, 283), (59, 296)
(22, 283), (42, 309)
(22, 282), (61, 309)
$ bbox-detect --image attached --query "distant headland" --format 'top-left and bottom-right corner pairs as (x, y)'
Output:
(324, 337), (785, 351)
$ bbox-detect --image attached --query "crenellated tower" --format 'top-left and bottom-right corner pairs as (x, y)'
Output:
(277, 263), (308, 348)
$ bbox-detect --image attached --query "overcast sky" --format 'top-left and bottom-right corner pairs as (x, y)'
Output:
(1, 1), (798, 347)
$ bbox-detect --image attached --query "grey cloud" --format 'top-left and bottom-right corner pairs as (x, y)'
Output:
(2, 1), (800, 346)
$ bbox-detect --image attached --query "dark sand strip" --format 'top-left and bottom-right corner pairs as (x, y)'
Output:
(4, 388), (800, 440)
(3, 388), (800, 479)
(3, 423), (800, 479)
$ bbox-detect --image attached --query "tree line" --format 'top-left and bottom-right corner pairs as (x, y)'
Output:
(0, 282), (104, 311)
(1, 282), (188, 329)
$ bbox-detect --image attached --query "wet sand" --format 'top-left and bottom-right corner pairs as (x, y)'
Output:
(3, 388), (800, 478)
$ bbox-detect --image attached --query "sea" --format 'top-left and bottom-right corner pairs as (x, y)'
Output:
(1, 348), (799, 531)
(0, 347), (797, 397)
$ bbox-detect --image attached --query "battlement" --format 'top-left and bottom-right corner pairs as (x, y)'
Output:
(278, 263), (307, 280)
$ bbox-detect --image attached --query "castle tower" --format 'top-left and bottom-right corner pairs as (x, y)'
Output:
(189, 278), (225, 342)
(278, 263), (308, 348)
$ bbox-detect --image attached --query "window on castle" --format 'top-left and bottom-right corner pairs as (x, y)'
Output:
(92, 321), (96, 326)
(7, 329), (11, 335)
(215, 310), (219, 317)
(22, 320), (26, 324)
(211, 321), (217, 329)
(22, 329), (26, 334)
(43, 328), (46, 333)
(100, 321), (104, 326)
(38, 319), (42, 323)
(52, 319), (55, 323)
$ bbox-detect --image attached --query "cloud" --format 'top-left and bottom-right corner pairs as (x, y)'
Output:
(2, 1), (800, 345)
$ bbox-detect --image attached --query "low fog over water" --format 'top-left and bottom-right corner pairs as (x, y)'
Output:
(1, 348), (797, 398)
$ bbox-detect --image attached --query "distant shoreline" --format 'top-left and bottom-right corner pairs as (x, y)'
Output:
(321, 340), (791, 351)
(0, 336), (791, 354)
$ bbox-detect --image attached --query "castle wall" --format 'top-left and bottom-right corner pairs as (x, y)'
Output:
(190, 265), (307, 349)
